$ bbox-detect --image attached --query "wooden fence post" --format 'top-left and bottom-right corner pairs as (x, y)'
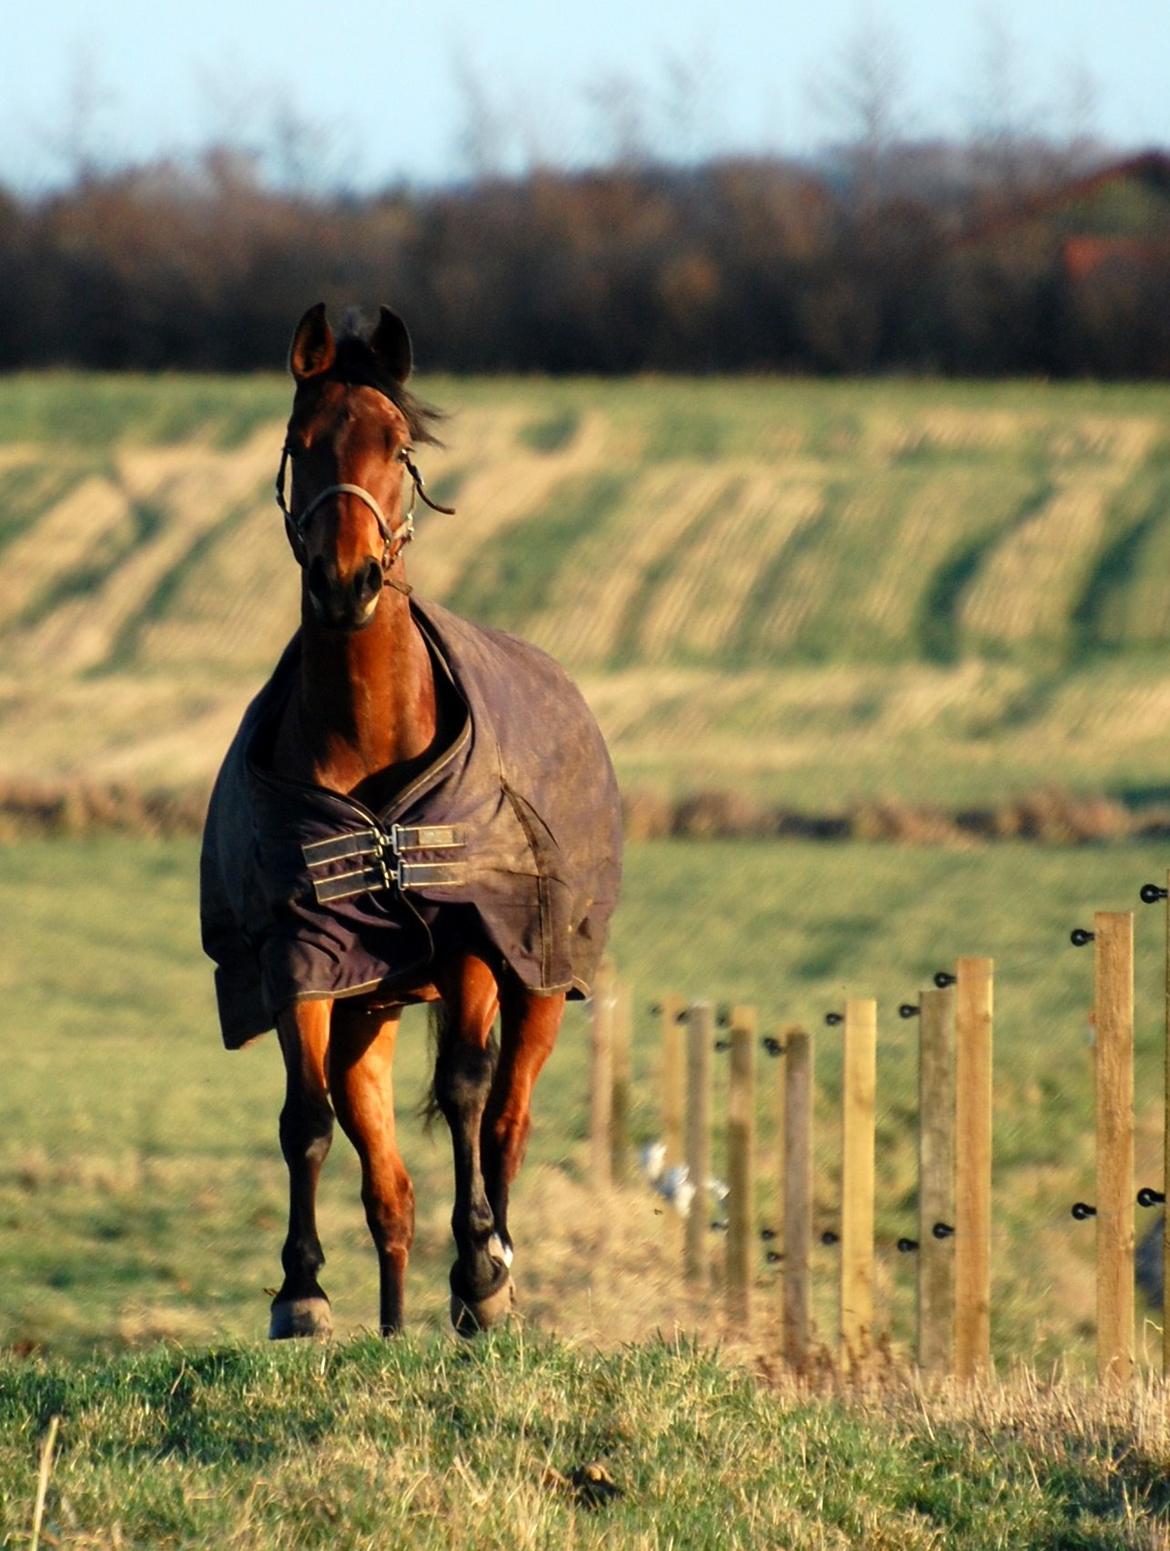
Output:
(841, 997), (876, 1368)
(784, 1027), (813, 1367)
(727, 1005), (757, 1328)
(590, 959), (615, 1192)
(659, 994), (686, 1173)
(1094, 912), (1134, 1384)
(685, 1002), (714, 1287)
(611, 979), (633, 1186)
(955, 956), (993, 1379)
(1164, 872), (1170, 1381)
(918, 985), (956, 1376)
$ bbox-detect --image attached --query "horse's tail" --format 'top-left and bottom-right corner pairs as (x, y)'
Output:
(417, 1001), (450, 1131)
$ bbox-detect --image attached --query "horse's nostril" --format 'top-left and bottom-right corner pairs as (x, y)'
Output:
(355, 559), (383, 608)
(306, 556), (330, 606)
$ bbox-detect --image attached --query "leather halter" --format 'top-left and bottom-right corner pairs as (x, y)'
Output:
(274, 443), (455, 590)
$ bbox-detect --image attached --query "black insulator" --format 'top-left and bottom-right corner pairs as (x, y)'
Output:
(899, 1003), (920, 1020)
(934, 971), (957, 988)
(1070, 928), (1095, 948)
(897, 1237), (919, 1254)
(1140, 884), (1168, 905)
(821, 1229), (840, 1246)
(825, 1012), (843, 1026)
(710, 1219), (728, 1233)
(932, 1221), (955, 1239)
(716, 1007), (731, 1029)
(1071, 1201), (1097, 1220)
(760, 1226), (777, 1241)
(1138, 1187), (1166, 1209)
(713, 1038), (731, 1052)
(675, 1009), (689, 1024)
(765, 1249), (783, 1264)
(762, 1036), (785, 1057)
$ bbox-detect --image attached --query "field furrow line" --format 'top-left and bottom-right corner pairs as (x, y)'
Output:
(0, 476), (134, 629)
(10, 438), (278, 672)
(530, 465), (731, 663)
(410, 411), (614, 601)
(960, 477), (1123, 645)
(636, 471), (815, 662)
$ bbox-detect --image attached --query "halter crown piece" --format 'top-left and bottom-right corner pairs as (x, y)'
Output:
(274, 443), (455, 594)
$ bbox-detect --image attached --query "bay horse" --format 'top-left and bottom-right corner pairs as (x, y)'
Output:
(200, 304), (622, 1338)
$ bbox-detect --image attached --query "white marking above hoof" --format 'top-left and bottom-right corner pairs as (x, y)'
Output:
(269, 1297), (333, 1341)
(487, 1233), (514, 1269)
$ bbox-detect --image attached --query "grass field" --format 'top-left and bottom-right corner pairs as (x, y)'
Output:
(7, 373), (1170, 1543)
(2, 835), (1168, 1377)
(5, 1334), (1170, 1550)
(4, 374), (1170, 804)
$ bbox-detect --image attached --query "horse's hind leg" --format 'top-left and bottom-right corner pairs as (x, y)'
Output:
(433, 952), (511, 1335)
(482, 982), (565, 1272)
(271, 999), (335, 1339)
(328, 1002), (414, 1335)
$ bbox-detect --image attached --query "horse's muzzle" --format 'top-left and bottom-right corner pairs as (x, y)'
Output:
(306, 555), (383, 630)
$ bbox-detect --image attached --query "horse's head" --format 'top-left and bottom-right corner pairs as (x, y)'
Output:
(278, 303), (444, 631)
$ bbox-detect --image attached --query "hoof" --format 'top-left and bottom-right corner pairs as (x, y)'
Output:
(269, 1296), (333, 1341)
(450, 1275), (515, 1337)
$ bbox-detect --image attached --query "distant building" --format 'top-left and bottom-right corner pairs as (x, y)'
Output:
(950, 152), (1170, 375)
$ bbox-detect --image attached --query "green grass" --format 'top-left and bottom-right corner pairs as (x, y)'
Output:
(1, 836), (1167, 1372)
(3, 1333), (1169, 1550)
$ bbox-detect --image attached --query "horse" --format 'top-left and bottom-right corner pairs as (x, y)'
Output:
(200, 303), (622, 1339)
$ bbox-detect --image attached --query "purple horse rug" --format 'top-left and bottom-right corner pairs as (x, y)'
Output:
(200, 597), (623, 1049)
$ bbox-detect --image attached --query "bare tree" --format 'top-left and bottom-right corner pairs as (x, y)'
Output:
(1049, 56), (1104, 177)
(48, 39), (118, 186)
(265, 101), (347, 195)
(962, 7), (1043, 196)
(810, 10), (913, 212)
(449, 50), (511, 182)
(583, 70), (652, 171)
(659, 44), (721, 167)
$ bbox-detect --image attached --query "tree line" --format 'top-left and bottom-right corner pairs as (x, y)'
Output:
(1, 143), (1168, 377)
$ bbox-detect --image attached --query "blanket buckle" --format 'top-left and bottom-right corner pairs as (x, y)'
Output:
(303, 822), (468, 904)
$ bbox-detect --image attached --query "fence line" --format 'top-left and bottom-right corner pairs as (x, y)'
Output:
(955, 957), (994, 1380)
(586, 882), (1168, 1383)
(784, 1026), (814, 1367)
(685, 1002), (714, 1288)
(840, 998), (876, 1369)
(917, 985), (955, 1376)
(1093, 912), (1135, 1384)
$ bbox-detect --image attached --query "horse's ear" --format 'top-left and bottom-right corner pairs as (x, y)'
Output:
(370, 306), (413, 383)
(289, 303), (336, 381)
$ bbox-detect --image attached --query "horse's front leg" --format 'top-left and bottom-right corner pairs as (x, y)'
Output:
(482, 982), (565, 1273)
(433, 953), (511, 1334)
(328, 1001), (414, 1335)
(271, 999), (335, 1339)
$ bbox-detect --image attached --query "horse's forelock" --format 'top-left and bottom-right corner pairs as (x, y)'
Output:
(328, 318), (445, 447)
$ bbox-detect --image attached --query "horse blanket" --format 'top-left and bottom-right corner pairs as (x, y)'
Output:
(200, 597), (623, 1048)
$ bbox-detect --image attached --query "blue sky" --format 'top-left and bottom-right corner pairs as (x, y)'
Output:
(2, 0), (1167, 189)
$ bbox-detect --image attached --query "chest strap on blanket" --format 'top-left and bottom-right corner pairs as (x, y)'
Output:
(302, 823), (468, 904)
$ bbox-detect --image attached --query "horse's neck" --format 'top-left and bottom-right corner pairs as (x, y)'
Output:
(285, 592), (440, 798)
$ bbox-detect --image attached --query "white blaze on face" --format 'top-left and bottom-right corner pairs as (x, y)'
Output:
(488, 1233), (514, 1268)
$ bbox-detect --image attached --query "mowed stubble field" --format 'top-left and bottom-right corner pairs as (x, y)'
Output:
(5, 376), (1170, 1547)
(5, 373), (1170, 803)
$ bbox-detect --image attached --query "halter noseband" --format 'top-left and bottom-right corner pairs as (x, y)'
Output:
(275, 442), (455, 590)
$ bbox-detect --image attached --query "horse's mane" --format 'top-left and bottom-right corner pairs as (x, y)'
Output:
(329, 314), (445, 447)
